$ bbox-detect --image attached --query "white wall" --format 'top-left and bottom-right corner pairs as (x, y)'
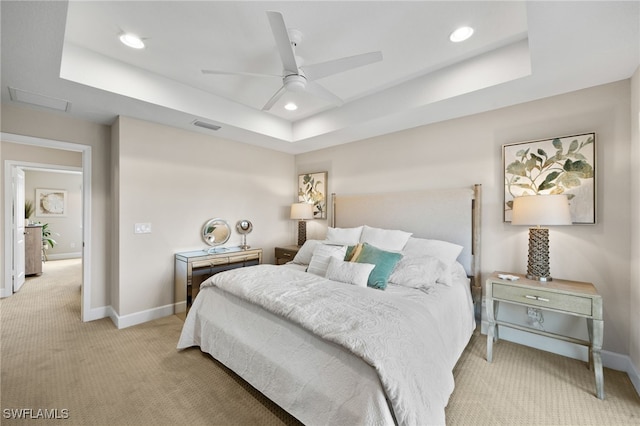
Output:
(296, 80), (633, 359)
(112, 116), (295, 319)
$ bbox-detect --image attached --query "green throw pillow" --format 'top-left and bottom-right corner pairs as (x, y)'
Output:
(352, 243), (402, 289)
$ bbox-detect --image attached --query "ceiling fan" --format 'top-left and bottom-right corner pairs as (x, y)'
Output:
(202, 11), (383, 111)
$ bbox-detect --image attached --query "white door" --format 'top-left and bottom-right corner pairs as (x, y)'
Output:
(13, 167), (26, 292)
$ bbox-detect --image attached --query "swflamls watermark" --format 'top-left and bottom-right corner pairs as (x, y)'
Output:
(2, 408), (69, 420)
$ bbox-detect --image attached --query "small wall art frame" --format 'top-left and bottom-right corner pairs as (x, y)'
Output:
(298, 172), (327, 219)
(35, 188), (67, 217)
(503, 132), (595, 224)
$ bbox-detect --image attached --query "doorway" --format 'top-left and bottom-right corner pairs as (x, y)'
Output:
(2, 132), (92, 322)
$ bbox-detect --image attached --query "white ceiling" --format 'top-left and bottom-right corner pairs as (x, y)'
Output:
(1, 1), (638, 154)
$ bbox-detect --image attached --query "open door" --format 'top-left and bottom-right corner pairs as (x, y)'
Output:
(13, 167), (26, 292)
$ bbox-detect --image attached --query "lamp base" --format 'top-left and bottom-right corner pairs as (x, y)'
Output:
(239, 235), (250, 250)
(526, 274), (553, 282)
(527, 227), (551, 282)
(297, 220), (307, 246)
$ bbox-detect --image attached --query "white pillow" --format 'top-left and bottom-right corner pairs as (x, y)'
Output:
(325, 226), (363, 245)
(402, 237), (463, 266)
(359, 225), (412, 251)
(291, 239), (322, 265)
(307, 244), (347, 276)
(325, 257), (375, 287)
(388, 255), (447, 289)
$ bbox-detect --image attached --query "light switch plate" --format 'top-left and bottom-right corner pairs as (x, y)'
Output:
(134, 223), (152, 234)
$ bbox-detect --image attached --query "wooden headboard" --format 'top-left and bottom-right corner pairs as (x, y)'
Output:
(331, 184), (482, 302)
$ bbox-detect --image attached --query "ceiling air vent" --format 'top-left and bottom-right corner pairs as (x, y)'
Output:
(192, 120), (221, 131)
(8, 87), (71, 112)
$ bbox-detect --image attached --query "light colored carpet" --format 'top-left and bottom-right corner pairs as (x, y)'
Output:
(1, 259), (638, 425)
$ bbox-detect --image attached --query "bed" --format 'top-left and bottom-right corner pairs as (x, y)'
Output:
(178, 185), (481, 426)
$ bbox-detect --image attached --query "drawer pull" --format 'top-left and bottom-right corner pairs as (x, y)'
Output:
(525, 294), (550, 302)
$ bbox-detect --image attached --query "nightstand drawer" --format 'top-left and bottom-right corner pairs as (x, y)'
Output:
(275, 246), (298, 264)
(492, 283), (593, 316)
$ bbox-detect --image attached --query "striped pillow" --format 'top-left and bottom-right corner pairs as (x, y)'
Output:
(307, 244), (347, 276)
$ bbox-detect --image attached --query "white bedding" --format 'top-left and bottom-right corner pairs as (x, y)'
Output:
(178, 263), (475, 426)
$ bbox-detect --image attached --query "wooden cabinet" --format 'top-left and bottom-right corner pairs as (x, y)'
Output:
(25, 225), (43, 276)
(174, 247), (262, 318)
(274, 245), (300, 265)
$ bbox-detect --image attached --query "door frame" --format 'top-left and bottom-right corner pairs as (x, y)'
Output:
(13, 167), (25, 292)
(2, 132), (92, 322)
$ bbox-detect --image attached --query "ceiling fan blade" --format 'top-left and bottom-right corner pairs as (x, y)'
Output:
(305, 81), (344, 107)
(202, 69), (280, 78)
(266, 11), (299, 74)
(262, 85), (287, 111)
(302, 51), (383, 81)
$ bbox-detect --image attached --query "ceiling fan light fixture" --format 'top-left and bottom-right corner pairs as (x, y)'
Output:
(284, 102), (298, 111)
(284, 74), (307, 92)
(449, 26), (474, 43)
(119, 33), (145, 49)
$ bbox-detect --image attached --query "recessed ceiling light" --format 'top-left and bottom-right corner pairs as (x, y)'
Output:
(119, 33), (145, 49)
(449, 26), (474, 43)
(284, 102), (298, 111)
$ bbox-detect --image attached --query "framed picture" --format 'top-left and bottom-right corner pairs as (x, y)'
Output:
(298, 172), (327, 219)
(35, 188), (67, 217)
(503, 132), (595, 224)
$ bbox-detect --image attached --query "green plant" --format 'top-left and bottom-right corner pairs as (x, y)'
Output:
(505, 135), (594, 210)
(24, 200), (34, 219)
(40, 223), (58, 249)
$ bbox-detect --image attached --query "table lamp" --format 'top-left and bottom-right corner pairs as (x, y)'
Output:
(290, 202), (314, 246)
(511, 194), (572, 282)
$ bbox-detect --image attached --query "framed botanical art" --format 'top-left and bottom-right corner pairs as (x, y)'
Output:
(503, 132), (595, 224)
(36, 188), (67, 217)
(298, 172), (327, 219)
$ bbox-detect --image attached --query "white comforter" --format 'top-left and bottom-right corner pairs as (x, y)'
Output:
(178, 264), (474, 425)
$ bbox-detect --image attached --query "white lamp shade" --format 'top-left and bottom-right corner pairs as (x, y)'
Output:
(290, 202), (314, 220)
(511, 194), (572, 226)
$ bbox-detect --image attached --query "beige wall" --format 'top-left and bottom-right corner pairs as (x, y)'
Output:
(3, 79), (638, 372)
(296, 80), (633, 358)
(1, 104), (296, 325)
(25, 170), (83, 259)
(112, 116), (295, 317)
(630, 67), (640, 375)
(1, 103), (111, 309)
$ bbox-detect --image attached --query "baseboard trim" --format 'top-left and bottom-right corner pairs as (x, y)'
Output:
(624, 355), (640, 396)
(45, 253), (82, 261)
(85, 305), (110, 322)
(110, 303), (176, 329)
